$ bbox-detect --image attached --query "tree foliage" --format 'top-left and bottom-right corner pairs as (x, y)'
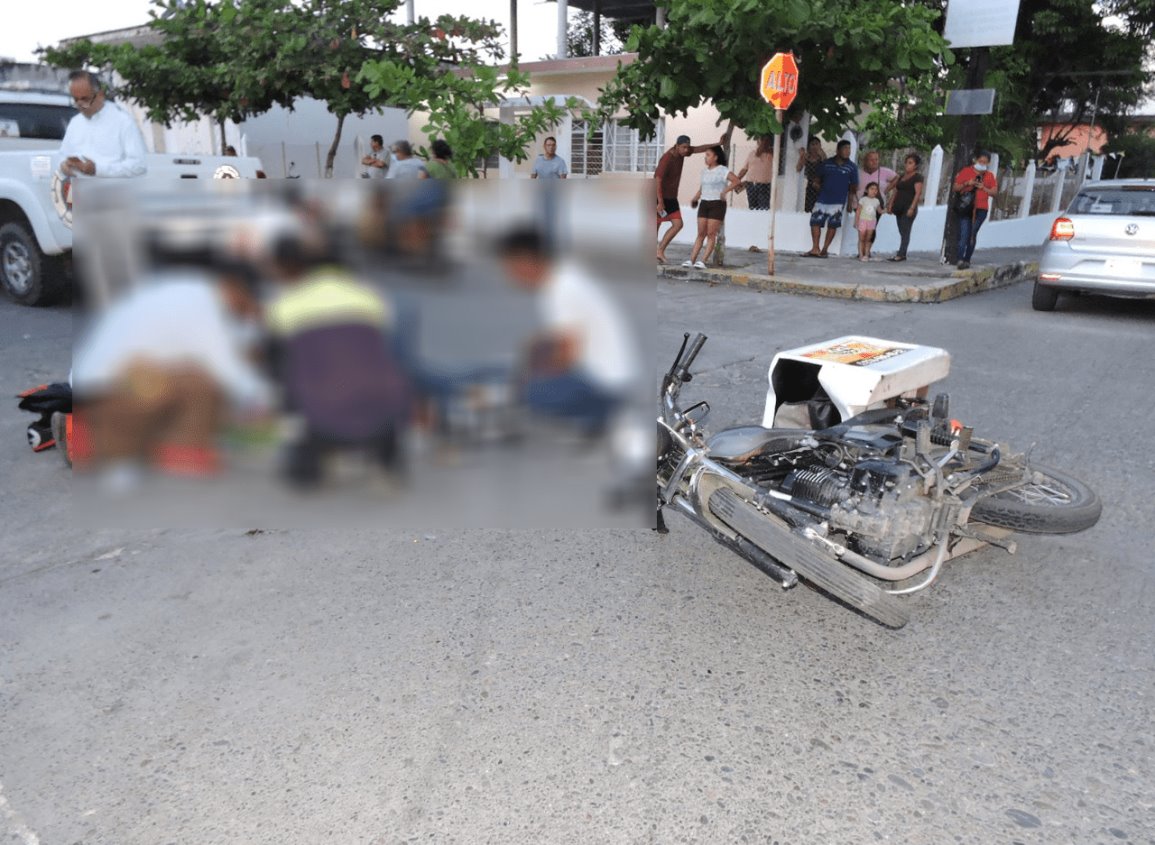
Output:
(984, 0), (1152, 162)
(563, 10), (635, 58)
(1102, 129), (1155, 178)
(594, 0), (951, 141)
(360, 61), (577, 177)
(40, 0), (564, 177)
(40, 0), (286, 143)
(858, 74), (955, 153)
(247, 0), (509, 175)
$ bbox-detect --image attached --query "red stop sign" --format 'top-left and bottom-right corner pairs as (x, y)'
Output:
(760, 52), (799, 110)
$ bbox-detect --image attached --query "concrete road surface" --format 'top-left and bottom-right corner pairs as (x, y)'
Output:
(1, 272), (1153, 844)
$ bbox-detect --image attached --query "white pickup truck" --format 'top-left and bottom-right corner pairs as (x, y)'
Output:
(0, 88), (262, 305)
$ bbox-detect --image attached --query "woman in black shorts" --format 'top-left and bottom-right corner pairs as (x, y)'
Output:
(684, 146), (741, 269)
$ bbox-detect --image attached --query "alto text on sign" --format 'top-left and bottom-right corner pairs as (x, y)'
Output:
(759, 53), (799, 111)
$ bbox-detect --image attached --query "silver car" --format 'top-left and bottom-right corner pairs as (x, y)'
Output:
(1033, 179), (1155, 311)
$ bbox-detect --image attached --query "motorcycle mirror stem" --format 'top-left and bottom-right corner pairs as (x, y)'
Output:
(666, 333), (691, 381)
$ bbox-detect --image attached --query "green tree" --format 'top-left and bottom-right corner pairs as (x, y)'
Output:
(249, 0), (509, 176)
(42, 0), (550, 177)
(359, 60), (578, 177)
(858, 73), (956, 152)
(594, 0), (951, 141)
(563, 10), (635, 58)
(40, 0), (290, 152)
(1102, 129), (1155, 178)
(923, 0), (1155, 163)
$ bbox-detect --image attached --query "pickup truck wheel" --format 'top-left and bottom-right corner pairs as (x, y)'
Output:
(0, 222), (64, 306)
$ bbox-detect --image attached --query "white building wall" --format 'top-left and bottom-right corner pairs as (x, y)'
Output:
(239, 98), (409, 178)
(671, 206), (1054, 255)
(119, 95), (409, 176)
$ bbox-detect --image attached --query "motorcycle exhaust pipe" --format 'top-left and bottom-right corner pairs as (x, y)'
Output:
(733, 535), (800, 589)
(669, 497), (798, 589)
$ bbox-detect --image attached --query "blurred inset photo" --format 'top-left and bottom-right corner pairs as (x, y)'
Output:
(67, 179), (655, 529)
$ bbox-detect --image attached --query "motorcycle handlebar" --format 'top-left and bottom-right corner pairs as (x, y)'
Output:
(682, 334), (707, 372)
(662, 333), (707, 419)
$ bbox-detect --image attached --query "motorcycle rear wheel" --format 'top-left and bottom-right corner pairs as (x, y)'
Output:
(969, 464), (1101, 534)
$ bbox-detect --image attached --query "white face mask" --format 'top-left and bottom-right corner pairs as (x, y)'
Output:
(974, 163), (988, 172)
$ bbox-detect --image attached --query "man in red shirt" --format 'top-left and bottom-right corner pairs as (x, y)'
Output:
(655, 132), (729, 264)
(952, 151), (998, 269)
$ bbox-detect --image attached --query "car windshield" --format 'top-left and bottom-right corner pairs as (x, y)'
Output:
(0, 103), (77, 140)
(1069, 186), (1155, 217)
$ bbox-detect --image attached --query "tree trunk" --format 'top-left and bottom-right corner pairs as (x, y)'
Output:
(219, 120), (227, 155)
(325, 112), (346, 178)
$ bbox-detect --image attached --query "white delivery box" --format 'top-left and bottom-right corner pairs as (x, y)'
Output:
(762, 336), (951, 428)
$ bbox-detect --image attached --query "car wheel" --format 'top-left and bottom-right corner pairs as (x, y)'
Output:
(0, 221), (65, 306)
(1031, 281), (1059, 312)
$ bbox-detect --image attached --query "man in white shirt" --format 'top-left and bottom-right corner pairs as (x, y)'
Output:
(499, 227), (640, 436)
(360, 134), (389, 179)
(58, 70), (147, 179)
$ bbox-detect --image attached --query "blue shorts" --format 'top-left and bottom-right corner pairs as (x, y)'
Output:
(810, 203), (844, 230)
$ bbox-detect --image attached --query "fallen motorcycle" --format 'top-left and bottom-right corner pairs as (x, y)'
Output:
(656, 333), (1101, 628)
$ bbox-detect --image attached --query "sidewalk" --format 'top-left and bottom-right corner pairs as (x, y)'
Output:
(657, 243), (1039, 303)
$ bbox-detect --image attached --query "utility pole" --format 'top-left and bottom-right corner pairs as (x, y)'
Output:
(1084, 86), (1102, 156)
(510, 0), (518, 61)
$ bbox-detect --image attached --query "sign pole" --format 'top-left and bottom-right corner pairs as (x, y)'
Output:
(767, 109), (783, 276)
(759, 52), (798, 276)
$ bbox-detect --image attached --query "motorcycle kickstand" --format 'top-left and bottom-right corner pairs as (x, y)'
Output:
(655, 506), (669, 535)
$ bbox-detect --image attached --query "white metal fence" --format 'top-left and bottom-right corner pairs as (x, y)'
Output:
(723, 142), (1107, 221)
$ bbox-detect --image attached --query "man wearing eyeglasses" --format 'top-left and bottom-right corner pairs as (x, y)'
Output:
(59, 70), (147, 178)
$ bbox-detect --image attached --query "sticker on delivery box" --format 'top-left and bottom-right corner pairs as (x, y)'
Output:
(802, 340), (908, 367)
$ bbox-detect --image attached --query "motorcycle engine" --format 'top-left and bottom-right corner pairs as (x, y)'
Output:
(780, 450), (935, 563)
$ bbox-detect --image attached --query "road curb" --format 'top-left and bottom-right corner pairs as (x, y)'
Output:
(657, 259), (1039, 303)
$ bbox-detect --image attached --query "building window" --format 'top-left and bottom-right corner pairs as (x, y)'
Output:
(570, 119), (664, 176)
(570, 119), (604, 177)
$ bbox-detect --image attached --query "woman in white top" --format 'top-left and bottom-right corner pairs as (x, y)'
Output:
(684, 146), (741, 269)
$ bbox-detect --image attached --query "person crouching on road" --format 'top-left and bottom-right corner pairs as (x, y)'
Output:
(70, 249), (270, 489)
(498, 227), (640, 438)
(264, 236), (412, 489)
